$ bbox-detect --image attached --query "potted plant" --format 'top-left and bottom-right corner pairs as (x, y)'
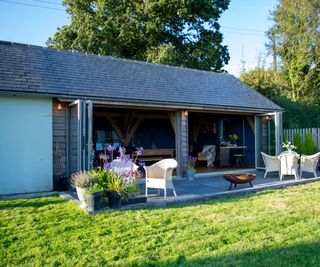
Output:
(84, 183), (104, 212)
(106, 171), (137, 209)
(187, 156), (197, 180)
(96, 169), (112, 207)
(72, 170), (97, 208)
(228, 133), (239, 146)
(100, 146), (143, 208)
(282, 141), (296, 152)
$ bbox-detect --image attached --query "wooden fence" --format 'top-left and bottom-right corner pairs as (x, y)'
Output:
(284, 128), (320, 151)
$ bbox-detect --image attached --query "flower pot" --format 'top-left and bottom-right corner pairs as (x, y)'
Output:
(85, 191), (103, 212)
(101, 190), (110, 208)
(76, 187), (88, 208)
(108, 191), (122, 209)
(187, 169), (195, 180)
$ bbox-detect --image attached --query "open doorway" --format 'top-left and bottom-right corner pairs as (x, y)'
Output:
(91, 106), (176, 169)
(188, 112), (255, 173)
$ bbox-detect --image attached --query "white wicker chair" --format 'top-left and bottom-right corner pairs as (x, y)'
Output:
(278, 153), (300, 180)
(300, 152), (320, 178)
(261, 152), (281, 178)
(144, 159), (178, 199)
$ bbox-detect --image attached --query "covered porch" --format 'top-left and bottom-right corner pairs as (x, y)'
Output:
(56, 98), (284, 180)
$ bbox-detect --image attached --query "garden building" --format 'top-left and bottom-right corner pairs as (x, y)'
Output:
(0, 40), (283, 194)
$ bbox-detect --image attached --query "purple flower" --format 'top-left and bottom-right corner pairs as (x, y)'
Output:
(136, 147), (144, 156)
(187, 156), (197, 164)
(121, 154), (132, 164)
(103, 162), (111, 169)
(119, 146), (126, 156)
(99, 153), (109, 160)
(139, 162), (146, 167)
(121, 170), (142, 179)
(106, 145), (116, 152)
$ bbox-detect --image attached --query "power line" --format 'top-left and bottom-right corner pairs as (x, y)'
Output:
(0, 0), (269, 37)
(31, 0), (62, 6)
(0, 0), (65, 11)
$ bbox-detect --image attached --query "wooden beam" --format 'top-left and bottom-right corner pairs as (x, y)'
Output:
(168, 112), (176, 133)
(126, 113), (134, 136)
(123, 113), (131, 140)
(105, 116), (124, 142)
(124, 118), (144, 146)
(246, 116), (255, 133)
(95, 111), (168, 120)
(193, 116), (204, 142)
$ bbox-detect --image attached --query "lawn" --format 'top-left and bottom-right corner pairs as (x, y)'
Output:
(1, 183), (320, 267)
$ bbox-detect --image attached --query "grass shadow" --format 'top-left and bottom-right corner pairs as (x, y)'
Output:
(0, 195), (67, 210)
(120, 240), (320, 267)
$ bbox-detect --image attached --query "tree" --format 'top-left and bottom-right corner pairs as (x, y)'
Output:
(240, 67), (320, 128)
(293, 132), (302, 154)
(47, 0), (230, 71)
(267, 0), (320, 102)
(239, 68), (288, 99)
(303, 133), (316, 155)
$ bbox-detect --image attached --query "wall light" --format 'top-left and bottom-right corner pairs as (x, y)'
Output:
(265, 115), (272, 121)
(184, 110), (188, 116)
(57, 102), (62, 110)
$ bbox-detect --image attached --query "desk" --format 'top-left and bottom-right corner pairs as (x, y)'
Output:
(217, 146), (247, 167)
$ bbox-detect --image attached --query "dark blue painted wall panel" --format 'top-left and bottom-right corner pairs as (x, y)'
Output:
(132, 119), (175, 149)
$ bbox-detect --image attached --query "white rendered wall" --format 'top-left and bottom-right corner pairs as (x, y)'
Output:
(0, 95), (52, 194)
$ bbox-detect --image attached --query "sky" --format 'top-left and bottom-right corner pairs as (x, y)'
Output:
(0, 0), (278, 76)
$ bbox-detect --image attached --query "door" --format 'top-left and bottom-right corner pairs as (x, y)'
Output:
(255, 112), (282, 168)
(68, 99), (93, 176)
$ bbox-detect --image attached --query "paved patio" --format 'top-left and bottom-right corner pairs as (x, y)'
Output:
(141, 169), (320, 206)
(2, 169), (319, 214)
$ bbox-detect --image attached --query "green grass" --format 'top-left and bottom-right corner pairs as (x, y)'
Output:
(2, 183), (320, 267)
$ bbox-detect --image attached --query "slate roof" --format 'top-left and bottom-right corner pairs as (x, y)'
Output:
(0, 40), (282, 112)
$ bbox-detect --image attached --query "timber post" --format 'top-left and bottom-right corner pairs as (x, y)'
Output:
(175, 110), (188, 178)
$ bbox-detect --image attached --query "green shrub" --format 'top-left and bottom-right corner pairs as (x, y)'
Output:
(293, 132), (303, 154)
(106, 172), (138, 200)
(85, 183), (104, 194)
(283, 131), (288, 143)
(303, 133), (316, 155)
(96, 169), (111, 189)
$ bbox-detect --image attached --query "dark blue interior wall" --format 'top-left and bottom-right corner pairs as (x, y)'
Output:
(193, 114), (255, 166)
(197, 132), (219, 152)
(244, 119), (255, 165)
(132, 119), (175, 149)
(222, 115), (255, 166)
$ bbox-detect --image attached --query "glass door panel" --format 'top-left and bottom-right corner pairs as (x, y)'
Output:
(84, 100), (93, 170)
(68, 100), (82, 175)
(255, 114), (276, 168)
(68, 99), (93, 175)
